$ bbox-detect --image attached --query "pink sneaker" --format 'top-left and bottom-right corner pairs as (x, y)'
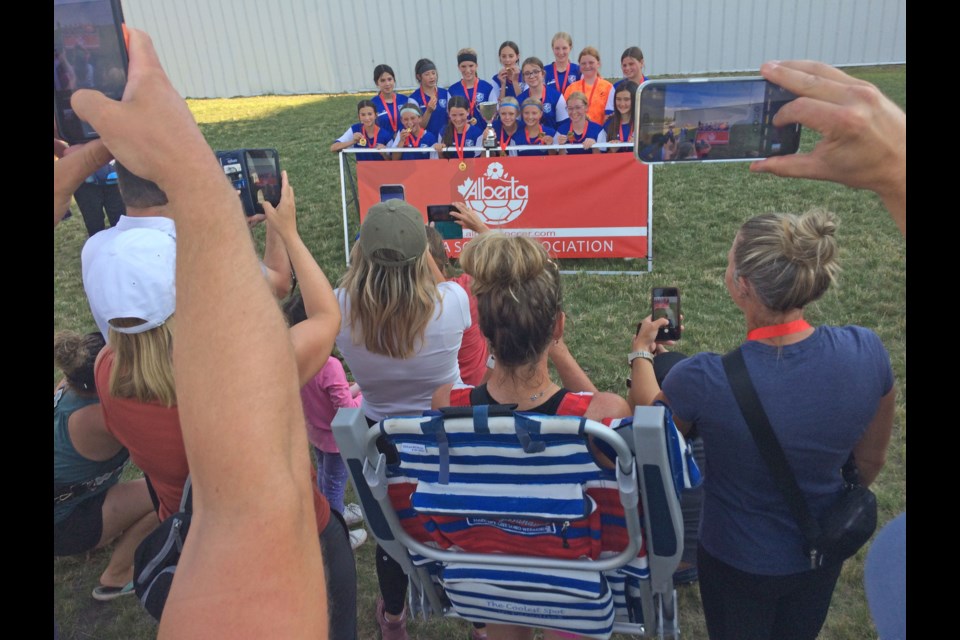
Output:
(376, 597), (409, 640)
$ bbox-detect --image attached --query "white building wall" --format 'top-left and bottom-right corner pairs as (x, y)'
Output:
(122, 0), (906, 99)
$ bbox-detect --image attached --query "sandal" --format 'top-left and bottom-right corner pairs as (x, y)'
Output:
(92, 581), (135, 601)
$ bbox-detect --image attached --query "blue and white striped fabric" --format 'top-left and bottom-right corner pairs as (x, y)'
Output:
(442, 563), (616, 639)
(413, 481), (590, 520)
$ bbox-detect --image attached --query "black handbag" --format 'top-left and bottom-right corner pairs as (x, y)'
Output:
(133, 476), (192, 620)
(722, 348), (877, 569)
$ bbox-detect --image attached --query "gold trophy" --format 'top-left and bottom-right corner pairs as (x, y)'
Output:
(479, 101), (498, 149)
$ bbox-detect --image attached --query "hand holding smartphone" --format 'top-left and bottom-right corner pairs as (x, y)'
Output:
(215, 148), (281, 216)
(651, 287), (681, 341)
(634, 77), (801, 164)
(427, 204), (463, 240)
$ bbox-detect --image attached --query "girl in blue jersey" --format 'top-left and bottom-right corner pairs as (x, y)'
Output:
(407, 58), (449, 138)
(448, 48), (495, 128)
(605, 81), (639, 153)
(492, 97), (521, 157)
(606, 47), (647, 118)
(330, 99), (392, 162)
(390, 103), (438, 161)
(433, 95), (485, 161)
(517, 57), (569, 131)
(513, 97), (558, 157)
(489, 41), (524, 102)
(371, 64), (410, 137)
(556, 91), (606, 155)
(544, 32), (580, 96)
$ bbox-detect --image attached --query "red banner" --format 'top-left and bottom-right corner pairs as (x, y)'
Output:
(357, 154), (649, 259)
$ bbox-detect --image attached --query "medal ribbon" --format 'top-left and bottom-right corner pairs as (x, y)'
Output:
(620, 123), (633, 143)
(746, 319), (812, 341)
(363, 125), (379, 147)
(379, 95), (398, 132)
(524, 125), (544, 145)
(462, 79), (478, 119)
(499, 126), (513, 152)
(553, 65), (570, 95)
(406, 128), (424, 148)
(454, 127), (467, 164)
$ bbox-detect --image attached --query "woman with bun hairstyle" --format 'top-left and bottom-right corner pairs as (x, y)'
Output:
(336, 200), (471, 640)
(563, 46), (614, 126)
(407, 58), (450, 137)
(604, 80), (638, 153)
(512, 97), (558, 157)
(371, 64), (410, 137)
(330, 99), (393, 161)
(605, 47), (646, 118)
(448, 48), (496, 128)
(556, 90), (606, 154)
(517, 56), (568, 130)
(489, 40), (524, 102)
(544, 32), (580, 95)
(434, 95), (484, 160)
(54, 330), (158, 601)
(629, 210), (896, 640)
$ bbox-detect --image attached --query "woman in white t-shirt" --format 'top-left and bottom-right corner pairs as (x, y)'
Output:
(334, 199), (470, 640)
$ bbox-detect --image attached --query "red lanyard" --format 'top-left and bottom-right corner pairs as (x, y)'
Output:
(454, 127), (467, 163)
(405, 128), (424, 148)
(747, 319), (812, 341)
(379, 95), (398, 132)
(418, 87), (435, 110)
(553, 65), (570, 95)
(619, 123), (633, 142)
(524, 125), (543, 145)
(499, 126), (514, 151)
(462, 79), (478, 116)
(581, 78), (598, 110)
(363, 125), (379, 146)
(568, 123), (585, 143)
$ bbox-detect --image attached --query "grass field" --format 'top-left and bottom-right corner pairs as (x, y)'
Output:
(53, 64), (905, 639)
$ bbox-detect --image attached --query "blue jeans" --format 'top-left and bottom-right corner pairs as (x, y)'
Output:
(314, 447), (348, 515)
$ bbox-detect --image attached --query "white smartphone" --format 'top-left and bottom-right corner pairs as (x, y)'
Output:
(634, 77), (801, 164)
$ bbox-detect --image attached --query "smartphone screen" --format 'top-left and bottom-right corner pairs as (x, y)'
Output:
(427, 205), (462, 240)
(652, 287), (681, 341)
(634, 77), (800, 164)
(245, 149), (281, 213)
(54, 0), (128, 144)
(380, 184), (406, 202)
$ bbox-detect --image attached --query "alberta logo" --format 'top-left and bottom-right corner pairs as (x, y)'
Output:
(457, 162), (529, 225)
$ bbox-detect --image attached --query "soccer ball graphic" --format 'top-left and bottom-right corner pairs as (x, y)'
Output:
(459, 162), (529, 226)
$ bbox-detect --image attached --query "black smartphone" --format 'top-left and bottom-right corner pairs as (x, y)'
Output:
(380, 184), (406, 202)
(427, 205), (463, 240)
(652, 287), (681, 341)
(54, 0), (128, 145)
(215, 148), (281, 216)
(634, 77), (801, 164)
(245, 149), (281, 213)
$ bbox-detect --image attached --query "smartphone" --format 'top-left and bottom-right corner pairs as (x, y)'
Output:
(54, 0), (129, 145)
(634, 77), (801, 164)
(652, 287), (681, 341)
(428, 205), (463, 240)
(380, 184), (406, 202)
(245, 149), (281, 213)
(215, 148), (281, 216)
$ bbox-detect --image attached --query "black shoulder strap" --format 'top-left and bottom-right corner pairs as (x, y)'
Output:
(720, 348), (821, 548)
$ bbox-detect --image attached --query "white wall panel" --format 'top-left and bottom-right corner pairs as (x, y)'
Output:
(122, 0), (906, 99)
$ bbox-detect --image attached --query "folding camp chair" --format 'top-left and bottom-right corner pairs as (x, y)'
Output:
(332, 403), (694, 639)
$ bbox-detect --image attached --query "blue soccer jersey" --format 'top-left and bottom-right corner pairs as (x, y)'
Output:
(371, 93), (411, 136)
(335, 123), (394, 161)
(605, 76), (647, 116)
(438, 124), (485, 159)
(407, 87), (451, 138)
(557, 120), (606, 155)
(511, 125), (558, 157)
(517, 85), (569, 130)
(448, 78), (496, 128)
(544, 62), (581, 95)
(389, 129), (439, 161)
(489, 70), (525, 102)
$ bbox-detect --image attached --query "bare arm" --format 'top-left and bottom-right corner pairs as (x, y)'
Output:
(548, 335), (598, 393)
(750, 60), (906, 236)
(852, 387), (897, 486)
(72, 29), (326, 639)
(627, 316), (669, 409)
(260, 205), (293, 299)
(263, 172), (341, 387)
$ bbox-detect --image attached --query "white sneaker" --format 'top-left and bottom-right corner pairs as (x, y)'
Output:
(349, 527), (368, 550)
(342, 502), (364, 526)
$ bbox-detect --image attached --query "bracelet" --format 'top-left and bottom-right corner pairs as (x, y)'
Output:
(628, 350), (655, 366)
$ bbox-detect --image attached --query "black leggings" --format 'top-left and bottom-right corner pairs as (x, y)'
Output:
(320, 510), (358, 640)
(697, 544), (843, 640)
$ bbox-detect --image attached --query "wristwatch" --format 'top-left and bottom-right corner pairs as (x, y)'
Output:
(628, 350), (655, 366)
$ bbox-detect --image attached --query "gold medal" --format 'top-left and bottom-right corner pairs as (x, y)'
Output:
(357, 137), (367, 147)
(459, 161), (467, 171)
(469, 117), (477, 126)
